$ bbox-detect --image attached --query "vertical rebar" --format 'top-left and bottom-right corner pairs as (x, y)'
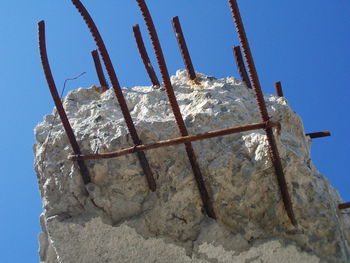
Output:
(233, 46), (252, 89)
(38, 20), (91, 185)
(228, 1), (269, 120)
(275, 81), (283, 97)
(228, 0), (296, 225)
(136, 0), (216, 219)
(71, 0), (156, 191)
(132, 24), (160, 86)
(171, 16), (197, 81)
(91, 49), (109, 91)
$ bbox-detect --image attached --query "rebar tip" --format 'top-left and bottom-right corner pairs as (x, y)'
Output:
(233, 45), (240, 51)
(274, 81), (283, 97)
(38, 20), (45, 36)
(38, 21), (45, 42)
(306, 131), (331, 139)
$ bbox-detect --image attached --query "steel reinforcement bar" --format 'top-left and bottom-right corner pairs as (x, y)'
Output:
(69, 121), (279, 161)
(233, 46), (252, 89)
(70, 0), (156, 191)
(228, 0), (297, 225)
(132, 24), (160, 86)
(91, 49), (109, 91)
(38, 20), (91, 185)
(306, 131), (331, 139)
(136, 0), (216, 219)
(275, 81), (283, 97)
(171, 16), (196, 81)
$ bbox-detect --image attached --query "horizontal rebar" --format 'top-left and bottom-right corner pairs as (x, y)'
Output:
(339, 203), (350, 210)
(69, 121), (279, 161)
(306, 131), (331, 139)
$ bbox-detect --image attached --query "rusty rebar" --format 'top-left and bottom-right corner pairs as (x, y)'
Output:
(275, 81), (283, 97)
(228, 0), (296, 225)
(306, 131), (331, 139)
(339, 203), (350, 210)
(91, 49), (108, 91)
(70, 0), (156, 191)
(171, 16), (196, 81)
(38, 20), (91, 185)
(233, 46), (252, 89)
(132, 24), (160, 86)
(70, 121), (279, 161)
(136, 0), (216, 219)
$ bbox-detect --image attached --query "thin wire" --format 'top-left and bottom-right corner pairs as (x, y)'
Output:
(39, 72), (86, 174)
(61, 71), (86, 97)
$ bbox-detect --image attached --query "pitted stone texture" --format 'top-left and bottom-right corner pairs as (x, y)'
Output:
(43, 216), (321, 263)
(34, 71), (350, 262)
(197, 239), (320, 263)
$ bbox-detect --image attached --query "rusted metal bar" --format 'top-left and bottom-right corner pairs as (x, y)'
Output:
(70, 0), (156, 192)
(38, 20), (91, 185)
(136, 0), (216, 219)
(233, 46), (252, 89)
(339, 203), (350, 210)
(306, 131), (331, 139)
(171, 16), (196, 81)
(228, 0), (297, 225)
(70, 121), (279, 161)
(275, 81), (283, 97)
(91, 49), (108, 91)
(132, 24), (160, 86)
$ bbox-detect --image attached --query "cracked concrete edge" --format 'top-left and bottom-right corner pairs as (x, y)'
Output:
(40, 215), (322, 263)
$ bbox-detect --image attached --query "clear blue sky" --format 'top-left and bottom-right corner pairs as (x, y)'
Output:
(1, 1), (349, 262)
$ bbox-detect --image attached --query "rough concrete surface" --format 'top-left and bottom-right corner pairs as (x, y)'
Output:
(34, 71), (350, 262)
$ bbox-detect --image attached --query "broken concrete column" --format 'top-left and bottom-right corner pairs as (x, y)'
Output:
(34, 70), (350, 263)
